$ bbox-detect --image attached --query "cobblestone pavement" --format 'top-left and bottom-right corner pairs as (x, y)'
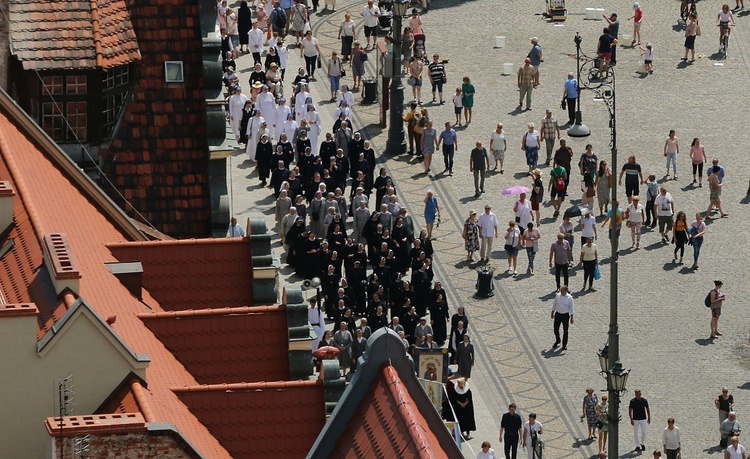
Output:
(228, 0), (750, 456)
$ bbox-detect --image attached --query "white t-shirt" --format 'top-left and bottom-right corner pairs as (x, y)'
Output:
(504, 227), (521, 247)
(654, 192), (674, 217)
(490, 131), (506, 152)
(581, 216), (596, 237)
(301, 37), (319, 57)
(477, 212), (498, 238)
(718, 10), (734, 22)
(726, 444), (746, 459)
(524, 421), (543, 444)
(453, 93), (463, 108)
(362, 5), (380, 27)
(627, 203), (644, 223)
(341, 19), (356, 36)
(515, 200), (532, 228)
(524, 130), (539, 148)
(581, 243), (597, 261)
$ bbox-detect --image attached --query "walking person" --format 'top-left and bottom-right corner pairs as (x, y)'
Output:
(499, 403), (523, 459)
(601, 200), (623, 255)
(517, 58), (536, 111)
(689, 212), (706, 269)
(522, 123), (541, 174)
(522, 413), (543, 459)
(463, 210), (480, 261)
(478, 205), (499, 262)
(625, 196), (645, 249)
(423, 190), (440, 239)
(721, 413), (742, 449)
(628, 389), (651, 452)
(578, 237), (599, 291)
(662, 418), (681, 459)
(438, 121), (458, 175)
(563, 72), (578, 125)
(528, 37), (543, 86)
(428, 53), (447, 104)
(422, 120), (437, 174)
(541, 109), (560, 166)
(337, 13), (356, 61)
(725, 436), (747, 459)
(300, 31), (322, 80)
(597, 395), (609, 454)
(706, 167), (730, 219)
(452, 87), (464, 126)
(360, 0), (380, 49)
(490, 123), (507, 172)
(408, 56), (424, 105)
(716, 387), (735, 429)
(457, 334), (475, 379)
(504, 221), (521, 275)
(654, 187), (675, 244)
(478, 442), (498, 459)
(531, 169), (543, 225)
(595, 160), (612, 216)
(672, 211), (689, 263)
(549, 233), (571, 291)
(603, 12), (620, 65)
(549, 162), (568, 216)
(515, 193), (533, 235)
(470, 141), (490, 198)
(709, 280), (727, 340)
(583, 388), (600, 440)
(629, 2), (643, 45)
(551, 285), (574, 350)
(664, 130), (679, 179)
(644, 174), (658, 227)
(523, 222), (540, 275)
(690, 137), (707, 186)
(618, 155), (644, 204)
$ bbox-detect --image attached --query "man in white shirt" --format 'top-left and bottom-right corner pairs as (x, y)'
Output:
(580, 210), (597, 245)
(227, 217), (246, 237)
(551, 285), (574, 350)
(247, 21), (265, 67)
(662, 418), (681, 459)
(653, 186), (674, 244)
(360, 0), (381, 49)
(477, 204), (499, 262)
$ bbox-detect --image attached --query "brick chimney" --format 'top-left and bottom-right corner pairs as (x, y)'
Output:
(0, 181), (15, 233)
(42, 233), (81, 295)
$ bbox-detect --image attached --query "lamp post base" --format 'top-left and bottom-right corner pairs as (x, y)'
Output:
(568, 123), (591, 137)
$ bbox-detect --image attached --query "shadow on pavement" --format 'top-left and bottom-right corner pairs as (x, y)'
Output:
(695, 338), (715, 346)
(736, 381), (750, 390)
(572, 437), (595, 448)
(540, 347), (564, 358)
(703, 444), (724, 454)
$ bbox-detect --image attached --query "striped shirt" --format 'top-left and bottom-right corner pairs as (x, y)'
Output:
(428, 62), (445, 81)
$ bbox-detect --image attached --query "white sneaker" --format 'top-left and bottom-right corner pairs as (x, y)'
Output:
(720, 45), (725, 52)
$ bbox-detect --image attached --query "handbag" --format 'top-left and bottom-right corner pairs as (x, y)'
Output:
(408, 76), (418, 86)
(594, 265), (601, 280)
(340, 68), (346, 77)
(561, 97), (567, 110)
(317, 55), (322, 68)
(504, 244), (513, 251)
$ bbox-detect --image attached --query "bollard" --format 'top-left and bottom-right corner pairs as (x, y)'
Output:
(585, 8), (597, 20)
(502, 63), (513, 75)
(495, 36), (506, 48)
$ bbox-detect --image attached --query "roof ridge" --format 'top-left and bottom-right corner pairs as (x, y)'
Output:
(107, 237), (247, 249)
(171, 380), (321, 393)
(382, 366), (436, 459)
(88, 0), (104, 68)
(130, 378), (155, 422)
(137, 305), (284, 319)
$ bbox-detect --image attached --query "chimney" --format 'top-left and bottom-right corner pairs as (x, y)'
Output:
(42, 233), (81, 295)
(0, 181), (15, 234)
(105, 261), (143, 300)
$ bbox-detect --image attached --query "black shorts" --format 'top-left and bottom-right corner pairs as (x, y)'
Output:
(551, 188), (566, 199)
(454, 107), (462, 114)
(364, 26), (377, 37)
(625, 180), (639, 197)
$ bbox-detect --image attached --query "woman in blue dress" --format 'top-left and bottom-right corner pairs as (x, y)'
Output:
(423, 190), (440, 239)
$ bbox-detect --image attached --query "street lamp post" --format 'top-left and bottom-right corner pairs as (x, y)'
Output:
(385, 0), (409, 155)
(568, 33), (590, 137)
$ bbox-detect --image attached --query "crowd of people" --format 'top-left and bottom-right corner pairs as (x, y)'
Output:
(221, 1), (747, 458)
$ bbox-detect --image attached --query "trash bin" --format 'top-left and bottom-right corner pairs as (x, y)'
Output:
(362, 78), (378, 104)
(475, 266), (495, 298)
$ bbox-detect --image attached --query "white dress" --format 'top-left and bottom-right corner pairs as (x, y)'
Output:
(336, 90), (355, 108)
(228, 92), (248, 139)
(515, 199), (533, 230)
(274, 104), (292, 141)
(295, 90), (310, 119)
(256, 92), (277, 139)
(304, 109), (322, 156)
(281, 119), (298, 145)
(245, 115), (265, 160)
(333, 106), (352, 121)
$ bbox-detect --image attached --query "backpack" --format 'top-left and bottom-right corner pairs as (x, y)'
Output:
(273, 7), (287, 30)
(555, 176), (565, 191)
(705, 289), (714, 307)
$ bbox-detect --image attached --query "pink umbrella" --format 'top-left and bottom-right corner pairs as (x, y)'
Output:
(502, 185), (531, 195)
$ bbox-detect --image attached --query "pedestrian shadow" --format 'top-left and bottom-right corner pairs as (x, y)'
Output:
(458, 196), (481, 204)
(681, 184), (696, 192)
(634, 71), (649, 79)
(738, 9), (750, 17)
(513, 171), (528, 180)
(678, 266), (695, 274)
(236, 158), (255, 169)
(507, 106), (525, 116)
(454, 259), (473, 269)
(676, 61), (692, 69)
(740, 195), (750, 205)
(737, 382), (750, 390)
(540, 216), (557, 224)
(663, 261), (680, 271)
(538, 290), (557, 302)
(695, 338), (715, 346)
(672, 23), (685, 32)
(540, 347), (564, 358)
(708, 52), (727, 61)
(572, 437), (595, 448)
(704, 444), (724, 454)
(642, 241), (664, 251)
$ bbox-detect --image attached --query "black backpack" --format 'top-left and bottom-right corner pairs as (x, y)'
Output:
(273, 7), (287, 29)
(705, 289), (714, 307)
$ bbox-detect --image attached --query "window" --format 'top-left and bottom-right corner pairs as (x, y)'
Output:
(101, 65), (130, 139)
(164, 61), (184, 83)
(40, 75), (88, 143)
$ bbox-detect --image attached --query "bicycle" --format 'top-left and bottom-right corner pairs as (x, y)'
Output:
(719, 23), (733, 58)
(681, 0), (697, 25)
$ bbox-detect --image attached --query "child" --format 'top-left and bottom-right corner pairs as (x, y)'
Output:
(452, 88), (463, 126)
(639, 42), (654, 74)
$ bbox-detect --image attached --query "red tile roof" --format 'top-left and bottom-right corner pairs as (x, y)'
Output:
(107, 238), (253, 311)
(329, 365), (451, 459)
(172, 380), (326, 459)
(0, 90), (231, 457)
(139, 306), (289, 384)
(8, 0), (140, 70)
(95, 377), (145, 416)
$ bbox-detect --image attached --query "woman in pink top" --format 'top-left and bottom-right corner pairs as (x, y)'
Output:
(690, 137), (707, 187)
(629, 3), (643, 45)
(409, 9), (423, 35)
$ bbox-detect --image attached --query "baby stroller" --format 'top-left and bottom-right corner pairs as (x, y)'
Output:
(413, 33), (426, 61)
(379, 10), (392, 33)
